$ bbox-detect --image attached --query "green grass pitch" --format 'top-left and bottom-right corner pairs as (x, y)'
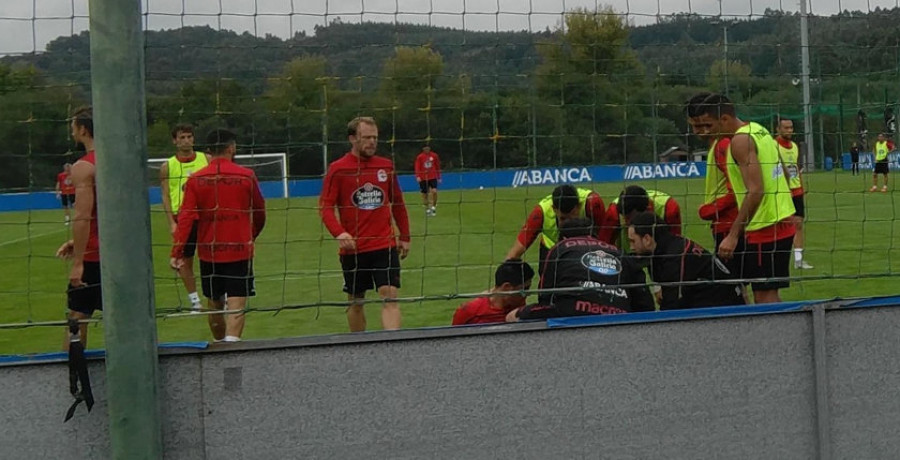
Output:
(1, 170), (899, 355)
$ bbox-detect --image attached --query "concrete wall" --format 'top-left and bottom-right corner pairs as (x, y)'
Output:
(3, 304), (899, 459)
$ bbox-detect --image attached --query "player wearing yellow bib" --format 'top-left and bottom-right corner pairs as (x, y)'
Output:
(774, 118), (813, 270)
(870, 132), (893, 193)
(685, 93), (796, 304)
(160, 123), (209, 312)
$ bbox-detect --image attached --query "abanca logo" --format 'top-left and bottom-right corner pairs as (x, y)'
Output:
(623, 163), (701, 180)
(511, 168), (591, 187)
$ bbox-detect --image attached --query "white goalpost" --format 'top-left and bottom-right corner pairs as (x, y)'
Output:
(147, 153), (289, 198)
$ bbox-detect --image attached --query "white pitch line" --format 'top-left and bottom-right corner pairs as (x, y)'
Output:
(0, 227), (69, 247)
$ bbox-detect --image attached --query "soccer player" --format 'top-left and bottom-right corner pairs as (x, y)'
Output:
(506, 218), (654, 321)
(414, 145), (441, 216)
(850, 142), (860, 176)
(319, 117), (411, 332)
(452, 259), (534, 325)
(170, 129), (266, 343)
(628, 212), (744, 310)
(506, 184), (605, 274)
(160, 123), (209, 311)
(685, 92), (796, 304)
(871, 132), (893, 193)
(55, 163), (76, 225)
(56, 106), (100, 349)
(598, 185), (681, 250)
(774, 117), (813, 269)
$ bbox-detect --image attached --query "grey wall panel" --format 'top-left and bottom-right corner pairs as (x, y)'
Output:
(159, 355), (205, 460)
(827, 307), (900, 460)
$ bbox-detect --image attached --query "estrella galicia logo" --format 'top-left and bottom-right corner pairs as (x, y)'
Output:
(580, 250), (622, 276)
(353, 183), (385, 210)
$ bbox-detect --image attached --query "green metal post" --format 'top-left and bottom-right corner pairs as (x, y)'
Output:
(88, 0), (162, 458)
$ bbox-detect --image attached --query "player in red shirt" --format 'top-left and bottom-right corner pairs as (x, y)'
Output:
(55, 163), (77, 225)
(414, 146), (441, 216)
(170, 129), (266, 343)
(319, 117), (411, 332)
(506, 185), (606, 275)
(55, 106), (101, 350)
(451, 259), (534, 325)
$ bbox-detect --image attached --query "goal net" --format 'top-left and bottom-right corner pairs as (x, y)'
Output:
(4, 0), (900, 353)
(147, 153), (289, 199)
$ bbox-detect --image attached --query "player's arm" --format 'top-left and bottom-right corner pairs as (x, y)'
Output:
(506, 205), (543, 260)
(318, 166), (354, 251)
(413, 155), (423, 182)
(665, 199), (682, 236)
(435, 154), (442, 181)
(249, 173), (266, 239)
(389, 169), (412, 258)
(68, 161), (94, 285)
(624, 261), (655, 312)
(698, 192), (737, 221)
(55, 177), (61, 196)
(728, 134), (763, 237)
(170, 179), (198, 268)
(585, 193), (606, 230)
(159, 161), (177, 234)
(596, 203), (619, 245)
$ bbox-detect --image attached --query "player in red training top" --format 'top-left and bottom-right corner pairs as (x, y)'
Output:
(319, 117), (411, 332)
(55, 106), (101, 350)
(55, 163), (77, 225)
(452, 259), (534, 325)
(506, 184), (606, 276)
(170, 129), (266, 343)
(414, 145), (441, 216)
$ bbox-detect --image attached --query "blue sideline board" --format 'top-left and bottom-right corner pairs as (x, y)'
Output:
(0, 161), (706, 212)
(840, 152), (900, 171)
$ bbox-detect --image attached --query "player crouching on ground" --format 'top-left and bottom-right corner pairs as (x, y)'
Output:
(506, 218), (654, 322)
(170, 129), (267, 343)
(627, 211), (744, 310)
(452, 259), (534, 325)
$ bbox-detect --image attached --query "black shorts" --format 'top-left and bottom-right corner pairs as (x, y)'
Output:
(418, 179), (438, 194)
(791, 194), (805, 218)
(743, 236), (793, 292)
(200, 260), (255, 300)
(174, 215), (198, 258)
(61, 194), (76, 207)
(68, 261), (102, 315)
(340, 248), (401, 296)
(714, 232), (747, 282)
(875, 161), (890, 175)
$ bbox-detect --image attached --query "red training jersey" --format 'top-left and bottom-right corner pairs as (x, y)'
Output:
(57, 172), (76, 195)
(452, 297), (510, 325)
(77, 151), (100, 263)
(171, 158), (267, 262)
(319, 152), (411, 255)
(598, 198), (682, 246)
(414, 151), (441, 181)
(516, 192), (606, 249)
(698, 137), (739, 236)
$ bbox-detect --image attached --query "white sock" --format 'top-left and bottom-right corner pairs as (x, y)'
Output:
(223, 335), (241, 342)
(188, 292), (201, 304)
(794, 248), (803, 263)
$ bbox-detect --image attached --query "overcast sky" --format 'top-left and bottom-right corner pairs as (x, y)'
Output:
(1, 0), (899, 55)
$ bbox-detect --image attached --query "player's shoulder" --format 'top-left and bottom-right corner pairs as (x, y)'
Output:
(371, 155), (396, 168)
(458, 296), (490, 313)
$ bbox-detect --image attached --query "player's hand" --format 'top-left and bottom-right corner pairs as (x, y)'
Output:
(170, 257), (184, 270)
(336, 232), (356, 252)
(718, 234), (738, 260)
(69, 260), (85, 287)
(169, 221), (178, 236)
(398, 240), (410, 259)
(55, 192), (61, 199)
(56, 240), (75, 260)
(505, 308), (520, 322)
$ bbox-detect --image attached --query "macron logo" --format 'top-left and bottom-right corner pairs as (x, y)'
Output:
(624, 163), (701, 180)
(512, 167), (591, 187)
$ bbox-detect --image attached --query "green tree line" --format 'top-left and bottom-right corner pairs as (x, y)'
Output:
(3, 7), (900, 189)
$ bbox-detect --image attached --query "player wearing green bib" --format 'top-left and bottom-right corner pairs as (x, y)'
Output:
(870, 133), (893, 193)
(685, 93), (796, 304)
(160, 123), (209, 312)
(774, 118), (813, 270)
